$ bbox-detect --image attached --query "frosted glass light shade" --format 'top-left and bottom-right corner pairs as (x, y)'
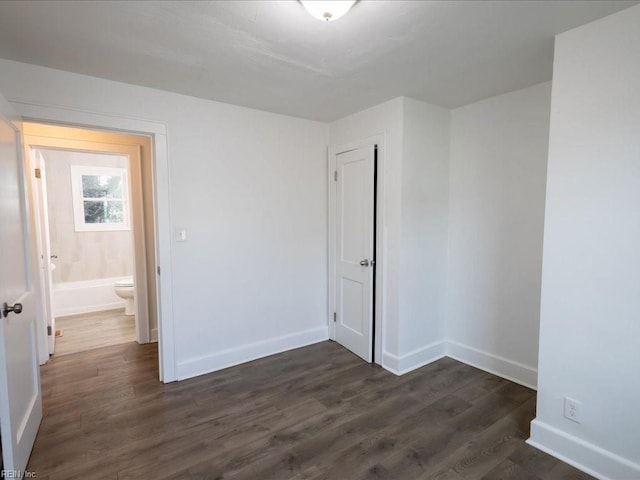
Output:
(300, 1), (356, 22)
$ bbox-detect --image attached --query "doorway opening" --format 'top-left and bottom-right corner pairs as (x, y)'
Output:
(22, 123), (159, 360)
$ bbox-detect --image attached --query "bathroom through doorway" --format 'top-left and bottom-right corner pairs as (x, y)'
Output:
(23, 123), (158, 361)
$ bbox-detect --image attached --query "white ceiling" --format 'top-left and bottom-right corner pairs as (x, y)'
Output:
(0, 0), (636, 121)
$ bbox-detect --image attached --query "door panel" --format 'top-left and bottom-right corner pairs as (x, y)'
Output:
(340, 278), (364, 333)
(0, 128), (28, 301)
(0, 94), (42, 475)
(341, 159), (366, 261)
(335, 146), (375, 362)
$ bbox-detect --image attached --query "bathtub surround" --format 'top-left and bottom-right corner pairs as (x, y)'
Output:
(52, 277), (128, 318)
(37, 148), (134, 284)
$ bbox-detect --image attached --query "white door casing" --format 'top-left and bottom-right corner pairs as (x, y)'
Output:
(334, 145), (375, 362)
(0, 94), (43, 474)
(8, 102), (174, 382)
(31, 149), (56, 356)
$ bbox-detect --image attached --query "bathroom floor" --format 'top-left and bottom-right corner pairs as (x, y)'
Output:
(53, 308), (136, 357)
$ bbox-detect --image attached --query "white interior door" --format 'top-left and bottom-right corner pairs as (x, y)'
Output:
(0, 94), (42, 474)
(31, 149), (56, 356)
(335, 145), (375, 362)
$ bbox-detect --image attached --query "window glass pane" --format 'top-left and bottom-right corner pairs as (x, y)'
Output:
(81, 175), (123, 199)
(83, 200), (124, 224)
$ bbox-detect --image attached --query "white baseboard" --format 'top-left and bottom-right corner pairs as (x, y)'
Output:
(446, 340), (537, 390)
(528, 419), (640, 480)
(150, 328), (158, 343)
(382, 340), (447, 375)
(56, 301), (126, 318)
(176, 325), (330, 380)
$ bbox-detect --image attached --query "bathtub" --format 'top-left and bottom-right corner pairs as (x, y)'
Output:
(52, 277), (129, 317)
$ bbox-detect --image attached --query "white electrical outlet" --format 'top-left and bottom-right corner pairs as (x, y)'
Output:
(564, 397), (582, 423)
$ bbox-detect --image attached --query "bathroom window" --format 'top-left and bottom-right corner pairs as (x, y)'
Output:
(70, 165), (131, 231)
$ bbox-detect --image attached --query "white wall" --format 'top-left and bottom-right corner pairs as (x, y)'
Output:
(529, 5), (640, 479)
(397, 98), (450, 371)
(446, 82), (551, 388)
(0, 59), (330, 380)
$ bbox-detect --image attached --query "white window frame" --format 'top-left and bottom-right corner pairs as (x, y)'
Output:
(70, 164), (131, 232)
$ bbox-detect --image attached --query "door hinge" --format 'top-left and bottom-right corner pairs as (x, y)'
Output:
(35, 168), (41, 179)
(334, 170), (337, 182)
(157, 266), (161, 275)
(47, 325), (52, 336)
(333, 312), (336, 323)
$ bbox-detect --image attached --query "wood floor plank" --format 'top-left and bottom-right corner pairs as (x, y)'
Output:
(26, 340), (594, 480)
(480, 458), (540, 480)
(209, 365), (482, 480)
(541, 462), (597, 480)
(53, 309), (135, 356)
(506, 443), (558, 478)
(425, 397), (535, 479)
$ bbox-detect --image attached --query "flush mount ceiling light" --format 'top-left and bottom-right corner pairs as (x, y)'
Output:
(300, 1), (357, 22)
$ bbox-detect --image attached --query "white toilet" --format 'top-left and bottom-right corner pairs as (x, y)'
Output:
(114, 277), (135, 316)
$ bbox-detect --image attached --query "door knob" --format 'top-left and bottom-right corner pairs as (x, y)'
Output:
(359, 259), (370, 267)
(2, 302), (23, 318)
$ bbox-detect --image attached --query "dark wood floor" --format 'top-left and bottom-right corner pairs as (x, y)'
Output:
(28, 341), (593, 480)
